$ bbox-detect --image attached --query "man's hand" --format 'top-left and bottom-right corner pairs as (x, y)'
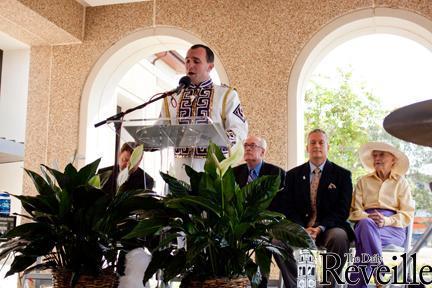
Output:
(305, 227), (321, 240)
(368, 210), (385, 227)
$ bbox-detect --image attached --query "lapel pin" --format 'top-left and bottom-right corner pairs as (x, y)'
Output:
(303, 176), (306, 180)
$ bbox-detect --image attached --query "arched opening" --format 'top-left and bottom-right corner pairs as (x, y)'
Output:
(78, 27), (228, 191)
(287, 7), (432, 168)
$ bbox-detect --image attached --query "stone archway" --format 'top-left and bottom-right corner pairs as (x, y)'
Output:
(287, 8), (432, 168)
(78, 26), (229, 166)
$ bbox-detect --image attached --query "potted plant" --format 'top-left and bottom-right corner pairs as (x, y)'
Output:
(0, 151), (160, 287)
(125, 143), (315, 287)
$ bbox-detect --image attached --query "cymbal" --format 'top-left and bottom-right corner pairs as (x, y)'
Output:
(383, 99), (432, 147)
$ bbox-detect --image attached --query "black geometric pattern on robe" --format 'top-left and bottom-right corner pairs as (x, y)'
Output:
(174, 81), (228, 158)
(233, 104), (246, 123)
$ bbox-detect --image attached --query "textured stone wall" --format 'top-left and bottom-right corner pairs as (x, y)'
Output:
(18, 0), (84, 41)
(0, 0), (82, 45)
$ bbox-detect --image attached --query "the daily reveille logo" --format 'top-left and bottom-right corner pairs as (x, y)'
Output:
(318, 252), (431, 286)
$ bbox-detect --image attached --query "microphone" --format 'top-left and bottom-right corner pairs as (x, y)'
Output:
(95, 77), (191, 128)
(167, 76), (191, 95)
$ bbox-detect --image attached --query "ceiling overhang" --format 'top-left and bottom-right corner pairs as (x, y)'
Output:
(0, 138), (24, 164)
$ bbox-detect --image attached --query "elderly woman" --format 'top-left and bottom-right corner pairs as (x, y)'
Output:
(349, 142), (414, 288)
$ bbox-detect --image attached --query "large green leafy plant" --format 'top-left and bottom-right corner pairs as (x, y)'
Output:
(0, 157), (160, 285)
(125, 143), (315, 287)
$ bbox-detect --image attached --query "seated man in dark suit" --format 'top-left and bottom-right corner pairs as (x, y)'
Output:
(99, 141), (154, 195)
(279, 129), (354, 287)
(233, 135), (285, 287)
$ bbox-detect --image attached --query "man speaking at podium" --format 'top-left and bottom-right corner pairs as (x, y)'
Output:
(160, 44), (248, 181)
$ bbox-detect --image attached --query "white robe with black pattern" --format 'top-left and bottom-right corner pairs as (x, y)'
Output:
(160, 81), (248, 182)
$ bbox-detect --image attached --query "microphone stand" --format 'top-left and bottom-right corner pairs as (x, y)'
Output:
(94, 90), (177, 195)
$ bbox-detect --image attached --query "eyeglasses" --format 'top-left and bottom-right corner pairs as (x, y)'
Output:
(243, 143), (262, 149)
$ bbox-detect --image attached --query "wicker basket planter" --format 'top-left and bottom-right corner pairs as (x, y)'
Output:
(186, 277), (250, 288)
(52, 270), (118, 288)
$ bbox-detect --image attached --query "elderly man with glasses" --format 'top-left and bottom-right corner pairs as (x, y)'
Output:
(233, 135), (286, 288)
(233, 135), (285, 191)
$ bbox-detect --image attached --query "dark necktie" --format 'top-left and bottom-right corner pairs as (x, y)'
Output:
(308, 167), (321, 227)
(247, 169), (258, 184)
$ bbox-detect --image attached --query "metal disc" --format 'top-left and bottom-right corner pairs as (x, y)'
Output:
(383, 99), (432, 147)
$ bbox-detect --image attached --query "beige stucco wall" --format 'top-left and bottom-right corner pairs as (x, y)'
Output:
(18, 0), (84, 41)
(0, 0), (82, 45)
(13, 0), (432, 195)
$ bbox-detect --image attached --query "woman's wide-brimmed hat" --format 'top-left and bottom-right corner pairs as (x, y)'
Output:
(359, 141), (409, 176)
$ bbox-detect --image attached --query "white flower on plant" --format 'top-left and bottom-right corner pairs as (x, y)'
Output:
(212, 142), (244, 176)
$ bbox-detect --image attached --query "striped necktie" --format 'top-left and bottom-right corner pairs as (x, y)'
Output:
(247, 169), (258, 184)
(307, 167), (321, 227)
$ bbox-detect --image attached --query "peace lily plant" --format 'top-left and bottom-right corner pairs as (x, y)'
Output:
(0, 145), (160, 287)
(125, 142), (315, 287)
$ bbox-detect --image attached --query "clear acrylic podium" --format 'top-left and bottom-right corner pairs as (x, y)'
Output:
(111, 117), (232, 185)
(119, 117), (231, 150)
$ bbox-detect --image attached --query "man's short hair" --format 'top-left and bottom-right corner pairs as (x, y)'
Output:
(190, 44), (214, 63)
(307, 128), (328, 141)
(258, 137), (268, 150)
(120, 142), (138, 154)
